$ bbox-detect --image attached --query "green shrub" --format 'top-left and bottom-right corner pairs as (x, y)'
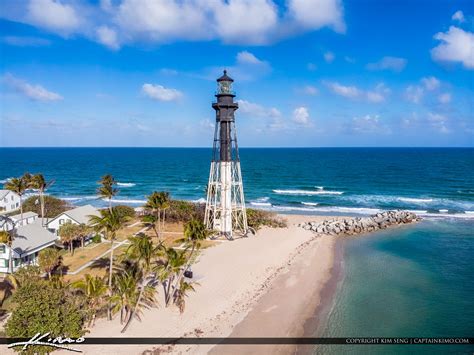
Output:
(23, 195), (70, 218)
(114, 205), (136, 219)
(6, 278), (86, 354)
(246, 208), (287, 230)
(91, 234), (102, 243)
(165, 200), (205, 223)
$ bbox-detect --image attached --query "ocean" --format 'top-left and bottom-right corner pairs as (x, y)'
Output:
(1, 147), (473, 350)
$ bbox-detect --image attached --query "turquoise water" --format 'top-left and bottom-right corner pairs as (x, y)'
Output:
(318, 219), (474, 354)
(1, 148), (473, 349)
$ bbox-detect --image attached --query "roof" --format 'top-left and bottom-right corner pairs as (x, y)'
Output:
(48, 204), (100, 226)
(10, 211), (38, 221)
(217, 70), (233, 82)
(13, 221), (58, 256)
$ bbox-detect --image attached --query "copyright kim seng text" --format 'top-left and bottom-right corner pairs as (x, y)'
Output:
(346, 338), (471, 345)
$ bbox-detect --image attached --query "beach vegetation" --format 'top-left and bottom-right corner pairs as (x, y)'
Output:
(71, 274), (108, 327)
(144, 191), (170, 240)
(114, 204), (136, 219)
(30, 174), (54, 226)
(23, 195), (70, 218)
(38, 248), (62, 279)
(97, 174), (118, 211)
(246, 208), (287, 230)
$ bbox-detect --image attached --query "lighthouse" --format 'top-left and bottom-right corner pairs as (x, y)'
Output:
(204, 70), (248, 239)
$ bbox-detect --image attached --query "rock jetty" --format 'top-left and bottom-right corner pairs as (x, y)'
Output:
(300, 210), (421, 236)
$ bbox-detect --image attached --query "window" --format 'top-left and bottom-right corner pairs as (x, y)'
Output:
(11, 204), (15, 210)
(59, 219), (64, 225)
(11, 196), (13, 201)
(0, 259), (7, 268)
(16, 202), (19, 207)
(14, 258), (20, 267)
(0, 245), (5, 253)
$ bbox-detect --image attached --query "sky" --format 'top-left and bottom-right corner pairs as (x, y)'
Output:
(0, 0), (473, 147)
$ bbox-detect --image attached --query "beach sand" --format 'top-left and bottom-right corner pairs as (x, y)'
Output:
(3, 214), (340, 355)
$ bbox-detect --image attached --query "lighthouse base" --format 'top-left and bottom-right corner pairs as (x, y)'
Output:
(204, 161), (248, 239)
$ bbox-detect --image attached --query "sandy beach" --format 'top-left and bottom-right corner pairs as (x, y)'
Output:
(46, 214), (339, 355)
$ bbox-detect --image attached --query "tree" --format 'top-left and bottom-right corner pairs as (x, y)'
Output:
(58, 222), (78, 255)
(159, 191), (170, 235)
(30, 174), (54, 226)
(72, 274), (108, 327)
(23, 195), (70, 218)
(144, 191), (170, 240)
(173, 219), (209, 299)
(5, 279), (86, 355)
(0, 227), (15, 274)
(88, 207), (129, 320)
(111, 269), (138, 325)
(120, 236), (161, 333)
(4, 177), (27, 221)
(174, 279), (197, 314)
(38, 248), (62, 279)
(97, 174), (118, 211)
(156, 246), (187, 306)
(76, 223), (90, 248)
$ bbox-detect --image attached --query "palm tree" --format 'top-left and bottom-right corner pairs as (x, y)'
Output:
(172, 219), (209, 297)
(159, 191), (170, 235)
(141, 214), (159, 239)
(88, 207), (129, 320)
(38, 248), (62, 278)
(174, 279), (197, 314)
(111, 269), (138, 325)
(120, 236), (161, 333)
(72, 274), (108, 327)
(4, 177), (27, 221)
(58, 221), (78, 255)
(97, 174), (118, 211)
(76, 223), (90, 248)
(31, 174), (54, 226)
(156, 246), (187, 306)
(144, 192), (163, 239)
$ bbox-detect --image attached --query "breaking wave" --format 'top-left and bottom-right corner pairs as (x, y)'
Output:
(273, 189), (344, 196)
(117, 182), (136, 187)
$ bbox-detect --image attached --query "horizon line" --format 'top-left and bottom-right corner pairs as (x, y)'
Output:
(0, 146), (473, 149)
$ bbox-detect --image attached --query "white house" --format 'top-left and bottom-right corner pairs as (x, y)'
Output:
(47, 204), (100, 235)
(0, 220), (58, 273)
(0, 190), (21, 214)
(1, 212), (39, 231)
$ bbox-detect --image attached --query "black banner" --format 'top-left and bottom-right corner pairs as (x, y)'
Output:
(2, 337), (473, 345)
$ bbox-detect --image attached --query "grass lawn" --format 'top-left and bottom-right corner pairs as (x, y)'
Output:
(60, 242), (111, 273)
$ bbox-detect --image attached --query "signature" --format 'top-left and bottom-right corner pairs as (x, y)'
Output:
(7, 332), (85, 352)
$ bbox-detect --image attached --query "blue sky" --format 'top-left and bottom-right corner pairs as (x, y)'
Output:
(0, 0), (473, 147)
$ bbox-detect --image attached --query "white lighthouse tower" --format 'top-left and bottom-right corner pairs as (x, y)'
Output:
(204, 70), (248, 239)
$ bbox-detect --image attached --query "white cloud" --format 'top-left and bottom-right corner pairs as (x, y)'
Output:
(141, 84), (182, 101)
(237, 99), (281, 118)
(302, 85), (319, 95)
(421, 76), (440, 91)
(327, 82), (360, 98)
(438, 92), (452, 104)
(405, 85), (424, 104)
(324, 51), (335, 63)
(26, 0), (81, 35)
(96, 26), (120, 50)
(350, 115), (389, 134)
(452, 10), (465, 23)
(292, 106), (312, 126)
(287, 0), (346, 33)
(327, 82), (389, 102)
(236, 51), (265, 65)
(199, 118), (215, 130)
(428, 112), (450, 134)
(431, 26), (474, 69)
(366, 56), (407, 72)
(4, 73), (63, 101)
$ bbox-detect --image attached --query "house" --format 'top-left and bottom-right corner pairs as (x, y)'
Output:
(0, 189), (21, 214)
(0, 220), (58, 273)
(1, 212), (39, 231)
(47, 204), (100, 235)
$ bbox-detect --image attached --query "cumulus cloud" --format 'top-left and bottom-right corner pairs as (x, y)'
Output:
(452, 10), (465, 23)
(4, 73), (63, 101)
(141, 84), (182, 101)
(438, 92), (452, 104)
(366, 56), (407, 72)
(421, 76), (440, 90)
(292, 106), (312, 126)
(26, 0), (81, 35)
(326, 82), (389, 102)
(1, 0), (346, 49)
(236, 51), (266, 65)
(324, 51), (335, 63)
(349, 115), (390, 134)
(431, 26), (474, 69)
(237, 99), (281, 118)
(428, 112), (450, 134)
(96, 25), (119, 50)
(287, 0), (346, 33)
